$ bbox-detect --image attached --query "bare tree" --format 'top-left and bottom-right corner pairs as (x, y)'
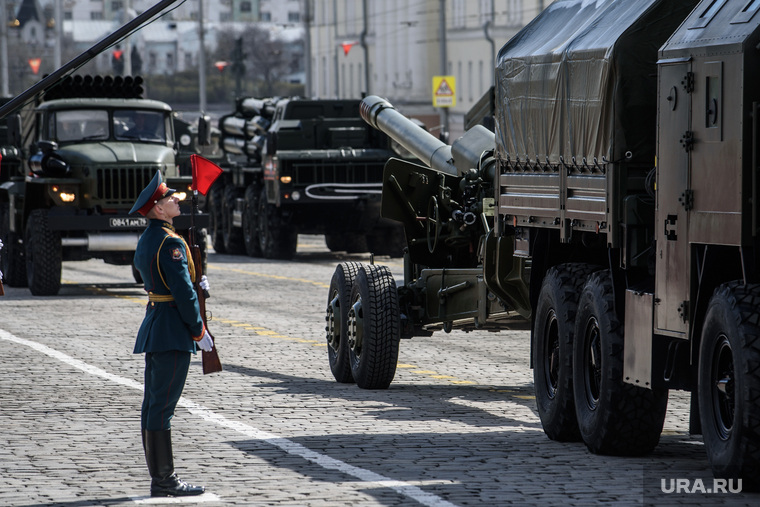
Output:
(215, 25), (294, 97)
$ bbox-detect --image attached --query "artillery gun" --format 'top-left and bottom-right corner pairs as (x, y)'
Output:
(324, 0), (760, 489)
(324, 95), (530, 390)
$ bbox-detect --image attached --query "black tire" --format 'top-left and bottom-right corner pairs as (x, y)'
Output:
(325, 234), (367, 254)
(366, 226), (406, 258)
(0, 202), (27, 287)
(533, 263), (599, 442)
(347, 264), (400, 389)
(207, 181), (225, 253)
(698, 283), (760, 491)
(243, 184), (262, 257)
(326, 262), (364, 383)
(257, 186), (297, 260)
(25, 209), (62, 296)
(222, 184), (245, 255)
(573, 270), (668, 456)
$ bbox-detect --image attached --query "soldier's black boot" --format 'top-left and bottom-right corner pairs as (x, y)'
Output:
(145, 429), (205, 497)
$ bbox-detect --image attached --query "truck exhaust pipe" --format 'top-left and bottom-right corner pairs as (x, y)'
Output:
(61, 233), (140, 251)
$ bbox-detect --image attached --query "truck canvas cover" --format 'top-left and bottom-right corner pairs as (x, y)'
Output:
(495, 0), (698, 166)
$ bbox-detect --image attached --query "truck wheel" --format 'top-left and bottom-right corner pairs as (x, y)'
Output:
(326, 262), (364, 383)
(698, 283), (760, 491)
(242, 184), (262, 257)
(25, 210), (62, 296)
(207, 181), (226, 253)
(573, 270), (668, 456)
(0, 203), (28, 287)
(257, 186), (297, 260)
(325, 234), (367, 254)
(347, 264), (400, 389)
(222, 185), (245, 255)
(533, 263), (599, 442)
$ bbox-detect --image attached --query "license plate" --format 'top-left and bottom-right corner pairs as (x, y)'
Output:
(109, 217), (147, 228)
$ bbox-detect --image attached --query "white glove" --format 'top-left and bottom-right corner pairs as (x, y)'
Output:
(197, 330), (213, 352)
(199, 275), (210, 292)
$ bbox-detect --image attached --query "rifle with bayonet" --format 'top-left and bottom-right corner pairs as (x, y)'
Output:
(190, 190), (222, 374)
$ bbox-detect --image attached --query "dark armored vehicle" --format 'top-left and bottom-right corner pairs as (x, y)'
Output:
(209, 97), (405, 259)
(324, 0), (760, 488)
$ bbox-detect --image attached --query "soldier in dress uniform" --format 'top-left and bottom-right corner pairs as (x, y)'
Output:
(129, 171), (213, 497)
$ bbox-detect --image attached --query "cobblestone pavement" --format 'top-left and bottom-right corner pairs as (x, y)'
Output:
(0, 235), (757, 506)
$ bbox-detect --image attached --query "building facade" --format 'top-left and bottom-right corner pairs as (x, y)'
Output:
(308, 0), (551, 138)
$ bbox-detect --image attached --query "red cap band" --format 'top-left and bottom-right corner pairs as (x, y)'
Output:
(136, 182), (171, 216)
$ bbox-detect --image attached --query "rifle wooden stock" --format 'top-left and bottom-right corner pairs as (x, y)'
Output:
(191, 238), (222, 374)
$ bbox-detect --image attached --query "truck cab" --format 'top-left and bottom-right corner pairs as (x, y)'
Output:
(0, 76), (203, 295)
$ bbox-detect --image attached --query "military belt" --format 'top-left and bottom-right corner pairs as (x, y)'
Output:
(148, 293), (175, 303)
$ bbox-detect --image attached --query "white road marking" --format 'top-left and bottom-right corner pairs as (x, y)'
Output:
(0, 328), (460, 507)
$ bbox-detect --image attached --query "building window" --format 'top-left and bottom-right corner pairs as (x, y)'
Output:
(112, 1), (123, 10)
(167, 53), (174, 70)
(185, 53), (193, 69)
(220, 12), (231, 22)
(64, 11), (72, 20)
(506, 0), (522, 27)
(241, 1), (252, 13)
(452, 0), (466, 28)
(90, 11), (103, 20)
(479, 0), (492, 24)
(261, 12), (271, 21)
(288, 12), (300, 22)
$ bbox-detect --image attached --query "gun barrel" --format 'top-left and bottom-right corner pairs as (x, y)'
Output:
(360, 96), (457, 176)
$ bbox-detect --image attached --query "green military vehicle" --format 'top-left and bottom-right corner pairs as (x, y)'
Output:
(209, 97), (405, 259)
(0, 75), (205, 296)
(324, 0), (760, 489)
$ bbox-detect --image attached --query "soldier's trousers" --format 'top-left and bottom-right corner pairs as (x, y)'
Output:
(141, 351), (191, 431)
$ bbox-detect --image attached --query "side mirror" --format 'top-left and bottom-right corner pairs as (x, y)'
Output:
(197, 115), (211, 146)
(37, 140), (59, 154)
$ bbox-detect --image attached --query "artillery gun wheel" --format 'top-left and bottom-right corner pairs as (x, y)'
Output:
(325, 262), (364, 383)
(207, 182), (226, 253)
(222, 185), (245, 254)
(25, 210), (62, 296)
(573, 270), (668, 456)
(534, 263), (599, 442)
(346, 264), (400, 389)
(243, 184), (262, 257)
(698, 283), (760, 491)
(0, 202), (27, 287)
(257, 187), (297, 260)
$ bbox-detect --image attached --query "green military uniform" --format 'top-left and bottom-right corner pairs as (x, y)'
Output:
(133, 219), (203, 429)
(130, 171), (206, 497)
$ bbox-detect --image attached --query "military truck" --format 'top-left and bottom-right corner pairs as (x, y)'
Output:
(324, 0), (760, 488)
(209, 97), (405, 259)
(0, 75), (205, 296)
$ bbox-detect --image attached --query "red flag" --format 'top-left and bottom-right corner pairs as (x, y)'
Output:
(191, 154), (223, 196)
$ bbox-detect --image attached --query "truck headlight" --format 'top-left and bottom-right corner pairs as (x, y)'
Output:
(50, 185), (77, 205)
(280, 175), (292, 184)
